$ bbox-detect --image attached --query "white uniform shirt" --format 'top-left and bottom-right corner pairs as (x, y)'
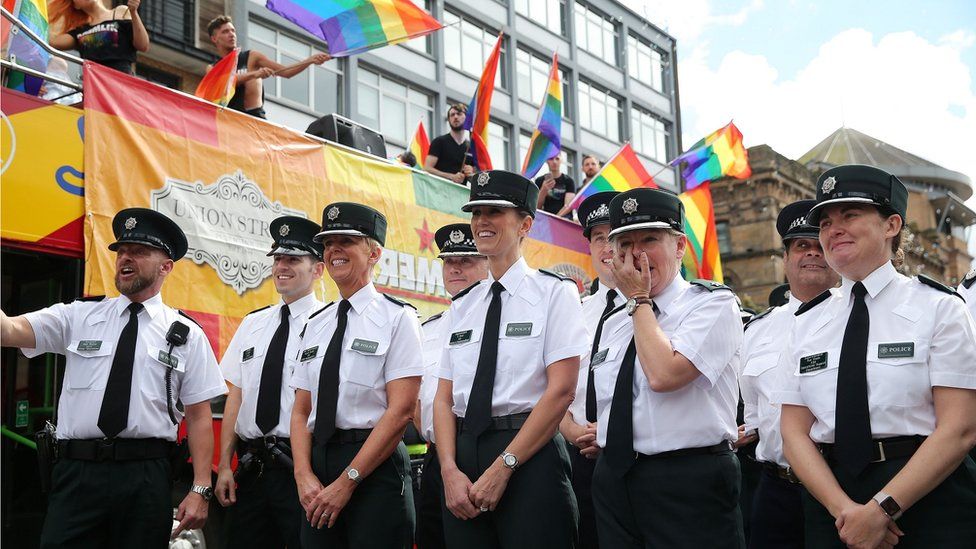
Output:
(593, 275), (741, 454)
(567, 281), (621, 427)
(957, 273), (976, 321)
(739, 297), (800, 467)
(773, 261), (976, 443)
(221, 293), (324, 439)
(419, 310), (450, 443)
(23, 293), (226, 440)
(290, 283), (423, 431)
(437, 257), (588, 418)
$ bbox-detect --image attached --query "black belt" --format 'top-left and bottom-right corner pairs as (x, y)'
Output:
(761, 461), (801, 484)
(59, 438), (175, 461)
(637, 441), (733, 460)
(456, 412), (531, 433)
(239, 436), (291, 452)
(818, 435), (926, 464)
(315, 428), (373, 444)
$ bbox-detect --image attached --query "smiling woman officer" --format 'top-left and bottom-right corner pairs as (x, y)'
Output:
(776, 165), (976, 549)
(433, 170), (588, 549)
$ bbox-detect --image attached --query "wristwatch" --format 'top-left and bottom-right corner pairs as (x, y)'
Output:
(626, 297), (653, 316)
(872, 492), (902, 520)
(500, 451), (519, 471)
(345, 466), (362, 485)
(190, 485), (213, 501)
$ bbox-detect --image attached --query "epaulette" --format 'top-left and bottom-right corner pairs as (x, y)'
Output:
(689, 279), (732, 292)
(308, 302), (335, 320)
(918, 274), (963, 301)
(451, 280), (483, 302)
(795, 290), (831, 316)
(75, 295), (105, 302)
(245, 304), (271, 317)
(539, 268), (574, 284)
(383, 294), (418, 310)
(421, 312), (444, 326)
(743, 306), (776, 331)
(178, 310), (202, 328)
(961, 268), (975, 290)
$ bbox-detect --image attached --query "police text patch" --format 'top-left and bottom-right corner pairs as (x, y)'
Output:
(300, 346), (319, 361)
(799, 352), (828, 374)
(351, 339), (379, 354)
(505, 322), (533, 337)
(450, 330), (473, 345)
(878, 342), (914, 359)
(77, 340), (102, 352)
(242, 347), (255, 361)
(157, 350), (179, 368)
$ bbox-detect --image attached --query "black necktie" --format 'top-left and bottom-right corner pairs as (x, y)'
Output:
(463, 281), (505, 437)
(835, 281), (873, 476)
(256, 304), (290, 434)
(98, 302), (143, 438)
(605, 338), (638, 476)
(586, 289), (619, 422)
(314, 299), (351, 444)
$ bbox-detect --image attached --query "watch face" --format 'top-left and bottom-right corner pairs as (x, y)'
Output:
(626, 299), (636, 314)
(504, 454), (517, 467)
(879, 497), (900, 517)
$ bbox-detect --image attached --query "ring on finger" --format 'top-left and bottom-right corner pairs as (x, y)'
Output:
(479, 506), (489, 512)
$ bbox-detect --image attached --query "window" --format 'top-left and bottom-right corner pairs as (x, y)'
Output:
(515, 49), (571, 120)
(443, 11), (507, 88)
(716, 221), (731, 255)
(488, 121), (511, 171)
(578, 80), (621, 141)
(402, 0), (433, 54)
(515, 0), (566, 36)
(630, 107), (670, 163)
(357, 67), (434, 146)
(519, 133), (574, 181)
(249, 20), (343, 114)
(627, 34), (665, 92)
(574, 2), (617, 65)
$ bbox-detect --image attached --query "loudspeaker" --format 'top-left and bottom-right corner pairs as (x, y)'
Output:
(306, 114), (387, 158)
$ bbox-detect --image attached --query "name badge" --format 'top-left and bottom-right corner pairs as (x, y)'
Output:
(300, 346), (319, 362)
(242, 347), (255, 361)
(450, 330), (472, 345)
(77, 340), (102, 352)
(351, 339), (379, 354)
(799, 352), (828, 374)
(157, 350), (179, 369)
(590, 348), (609, 366)
(505, 322), (533, 337)
(878, 342), (914, 359)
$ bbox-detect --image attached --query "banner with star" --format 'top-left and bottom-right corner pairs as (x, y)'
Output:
(81, 63), (594, 357)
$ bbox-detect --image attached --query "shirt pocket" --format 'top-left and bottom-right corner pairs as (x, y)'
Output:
(343, 336), (391, 388)
(65, 340), (114, 390)
(591, 345), (624, 403)
(445, 327), (483, 383)
(497, 318), (545, 371)
(795, 348), (840, 414)
(239, 346), (266, 390)
(867, 340), (930, 407)
(742, 352), (779, 379)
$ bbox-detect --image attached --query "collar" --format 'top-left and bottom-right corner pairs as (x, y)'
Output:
(485, 257), (530, 300)
(281, 292), (319, 319)
(840, 261), (897, 300)
(118, 292), (163, 320)
(593, 281), (620, 304)
(652, 274), (687, 316)
(344, 282), (379, 315)
(786, 294), (802, 314)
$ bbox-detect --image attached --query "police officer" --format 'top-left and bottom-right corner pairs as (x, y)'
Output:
(739, 200), (838, 548)
(433, 170), (588, 549)
(958, 267), (975, 319)
(215, 216), (326, 548)
(290, 202), (423, 549)
(590, 188), (744, 548)
(416, 223), (488, 549)
(777, 165), (976, 548)
(0, 208), (227, 548)
(559, 191), (619, 549)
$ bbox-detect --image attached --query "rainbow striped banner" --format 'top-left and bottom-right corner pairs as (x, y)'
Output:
(679, 183), (723, 282)
(265, 0), (443, 57)
(671, 121), (751, 190)
(195, 49), (238, 107)
(464, 32), (503, 171)
(520, 53), (561, 178)
(3, 0), (50, 95)
(408, 119), (430, 166)
(568, 143), (657, 210)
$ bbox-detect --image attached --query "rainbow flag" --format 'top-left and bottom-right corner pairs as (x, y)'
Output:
(409, 119), (430, 166)
(463, 32), (503, 171)
(671, 121), (751, 190)
(3, 0), (50, 95)
(520, 53), (561, 178)
(195, 49), (239, 107)
(265, 0), (443, 57)
(679, 183), (723, 282)
(569, 143), (657, 210)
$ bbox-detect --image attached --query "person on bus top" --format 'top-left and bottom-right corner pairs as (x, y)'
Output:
(48, 0), (149, 75)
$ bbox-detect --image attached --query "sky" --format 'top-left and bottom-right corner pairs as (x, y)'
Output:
(621, 0), (976, 209)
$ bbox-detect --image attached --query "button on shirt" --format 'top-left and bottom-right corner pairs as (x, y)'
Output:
(593, 275), (741, 454)
(567, 282), (620, 427)
(23, 293), (226, 440)
(290, 283), (423, 431)
(221, 293), (324, 439)
(739, 297), (801, 468)
(773, 261), (976, 443)
(419, 311), (450, 442)
(437, 258), (588, 418)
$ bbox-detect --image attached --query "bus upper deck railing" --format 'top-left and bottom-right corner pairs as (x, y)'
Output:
(2, 6), (83, 91)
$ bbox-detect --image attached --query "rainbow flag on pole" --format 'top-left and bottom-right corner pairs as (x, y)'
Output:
(679, 183), (723, 282)
(520, 52), (561, 178)
(463, 32), (503, 171)
(408, 119), (430, 166)
(671, 121), (751, 190)
(569, 143), (657, 210)
(195, 49), (239, 107)
(265, 0), (443, 57)
(2, 0), (50, 95)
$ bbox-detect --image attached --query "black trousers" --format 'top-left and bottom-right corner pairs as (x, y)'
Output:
(567, 441), (599, 549)
(417, 444), (446, 549)
(592, 448), (745, 549)
(804, 455), (976, 548)
(40, 457), (172, 548)
(442, 430), (578, 549)
(748, 468), (804, 549)
(225, 463), (302, 548)
(737, 452), (762, 544)
(300, 440), (414, 549)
